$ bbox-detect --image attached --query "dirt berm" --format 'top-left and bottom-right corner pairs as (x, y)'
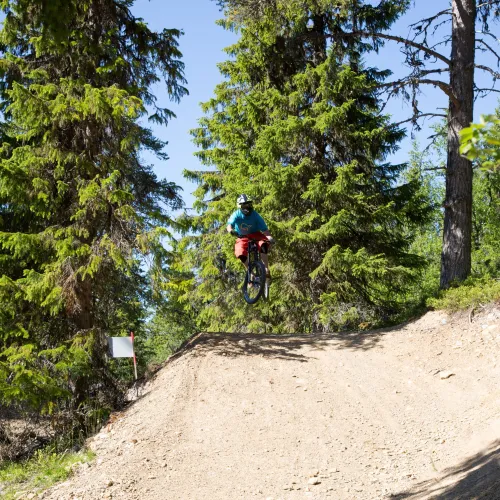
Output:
(42, 308), (500, 500)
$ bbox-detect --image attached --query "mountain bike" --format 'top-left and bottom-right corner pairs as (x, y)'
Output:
(234, 234), (271, 305)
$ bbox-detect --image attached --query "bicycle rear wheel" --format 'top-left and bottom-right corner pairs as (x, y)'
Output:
(243, 260), (266, 304)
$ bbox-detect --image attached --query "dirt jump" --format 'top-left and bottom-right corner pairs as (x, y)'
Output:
(42, 307), (500, 499)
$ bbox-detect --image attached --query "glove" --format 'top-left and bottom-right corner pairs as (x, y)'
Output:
(267, 236), (275, 245)
(230, 229), (240, 237)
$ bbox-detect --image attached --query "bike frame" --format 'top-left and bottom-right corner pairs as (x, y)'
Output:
(242, 236), (269, 304)
(247, 239), (261, 267)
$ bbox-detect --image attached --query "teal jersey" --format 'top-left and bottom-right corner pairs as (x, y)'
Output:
(227, 209), (268, 236)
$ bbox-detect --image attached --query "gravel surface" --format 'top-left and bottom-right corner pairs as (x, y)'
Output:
(38, 308), (500, 499)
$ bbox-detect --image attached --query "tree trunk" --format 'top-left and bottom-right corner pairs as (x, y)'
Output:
(75, 277), (93, 331)
(440, 0), (476, 289)
(72, 277), (94, 413)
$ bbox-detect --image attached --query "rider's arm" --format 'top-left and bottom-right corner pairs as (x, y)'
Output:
(255, 213), (273, 240)
(263, 230), (275, 245)
(227, 211), (238, 235)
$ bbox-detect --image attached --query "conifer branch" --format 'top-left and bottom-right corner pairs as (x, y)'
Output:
(409, 9), (452, 36)
(474, 86), (500, 97)
(418, 68), (450, 76)
(475, 64), (500, 79)
(424, 166), (446, 172)
(475, 31), (500, 44)
(476, 39), (500, 64)
(415, 79), (460, 108)
(339, 32), (451, 66)
(391, 113), (447, 128)
(423, 133), (445, 153)
(428, 36), (453, 52)
(378, 78), (460, 109)
(477, 0), (500, 10)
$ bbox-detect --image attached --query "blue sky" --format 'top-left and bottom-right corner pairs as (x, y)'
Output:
(131, 0), (238, 210)
(131, 0), (500, 209)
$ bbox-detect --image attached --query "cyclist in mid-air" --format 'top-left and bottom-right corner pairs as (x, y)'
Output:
(227, 194), (274, 279)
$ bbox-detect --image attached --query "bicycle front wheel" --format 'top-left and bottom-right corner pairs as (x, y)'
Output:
(243, 260), (266, 304)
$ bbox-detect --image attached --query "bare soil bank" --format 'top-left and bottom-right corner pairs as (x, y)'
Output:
(41, 307), (500, 499)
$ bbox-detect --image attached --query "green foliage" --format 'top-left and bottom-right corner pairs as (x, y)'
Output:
(460, 115), (500, 171)
(403, 117), (500, 314)
(396, 131), (446, 315)
(472, 169), (500, 276)
(141, 312), (197, 367)
(460, 113), (500, 277)
(216, 0), (410, 28)
(427, 276), (500, 312)
(0, 447), (95, 499)
(0, 0), (186, 419)
(164, 0), (433, 334)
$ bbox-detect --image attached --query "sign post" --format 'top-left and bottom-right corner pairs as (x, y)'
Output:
(130, 331), (138, 380)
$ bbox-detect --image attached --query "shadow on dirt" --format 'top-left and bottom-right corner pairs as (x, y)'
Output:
(170, 327), (400, 363)
(390, 440), (500, 499)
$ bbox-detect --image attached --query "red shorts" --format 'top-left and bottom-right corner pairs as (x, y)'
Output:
(234, 232), (269, 259)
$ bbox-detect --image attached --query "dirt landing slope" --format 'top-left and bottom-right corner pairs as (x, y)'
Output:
(43, 309), (500, 500)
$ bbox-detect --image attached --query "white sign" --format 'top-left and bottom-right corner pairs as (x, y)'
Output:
(109, 336), (134, 358)
(108, 334), (138, 380)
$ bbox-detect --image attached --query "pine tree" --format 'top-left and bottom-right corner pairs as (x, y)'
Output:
(0, 0), (187, 416)
(169, 0), (431, 333)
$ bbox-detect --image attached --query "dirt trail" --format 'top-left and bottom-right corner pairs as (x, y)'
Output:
(42, 308), (500, 499)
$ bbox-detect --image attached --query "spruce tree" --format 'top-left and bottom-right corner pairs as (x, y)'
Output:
(170, 0), (431, 333)
(0, 0), (186, 416)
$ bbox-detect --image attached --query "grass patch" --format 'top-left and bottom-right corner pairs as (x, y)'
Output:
(0, 447), (95, 499)
(427, 276), (500, 311)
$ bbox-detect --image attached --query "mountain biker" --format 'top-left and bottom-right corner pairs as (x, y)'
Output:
(226, 194), (274, 279)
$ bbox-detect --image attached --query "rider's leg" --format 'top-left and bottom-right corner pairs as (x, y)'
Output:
(238, 255), (254, 288)
(235, 237), (249, 270)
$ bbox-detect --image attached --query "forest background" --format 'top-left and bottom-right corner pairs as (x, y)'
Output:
(1, 0), (500, 469)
